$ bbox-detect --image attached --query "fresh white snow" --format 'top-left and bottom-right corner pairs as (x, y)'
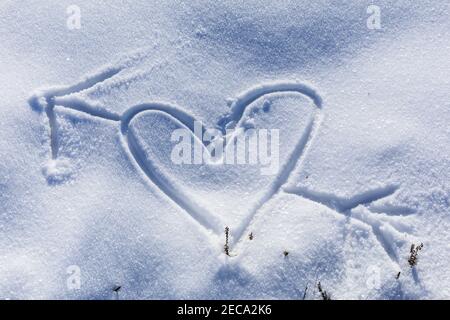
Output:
(0, 0), (449, 299)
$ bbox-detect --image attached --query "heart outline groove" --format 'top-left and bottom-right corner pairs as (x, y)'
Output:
(29, 64), (412, 266)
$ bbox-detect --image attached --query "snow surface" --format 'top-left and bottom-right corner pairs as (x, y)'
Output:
(0, 0), (449, 299)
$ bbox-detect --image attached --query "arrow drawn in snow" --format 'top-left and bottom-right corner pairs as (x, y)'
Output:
(29, 64), (415, 266)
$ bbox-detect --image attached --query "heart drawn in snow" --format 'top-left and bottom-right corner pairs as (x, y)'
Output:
(29, 67), (323, 243)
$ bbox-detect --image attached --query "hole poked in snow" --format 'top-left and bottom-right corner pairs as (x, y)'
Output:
(42, 158), (74, 184)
